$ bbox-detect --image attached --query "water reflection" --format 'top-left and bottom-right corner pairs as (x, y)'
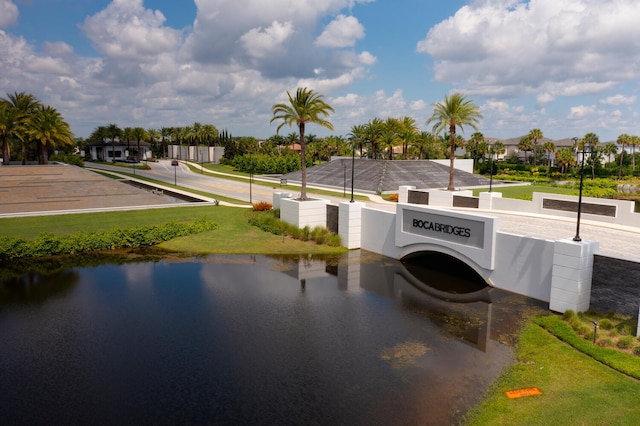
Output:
(0, 251), (546, 425)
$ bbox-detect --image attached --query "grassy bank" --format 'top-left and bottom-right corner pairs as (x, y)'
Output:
(464, 320), (640, 425)
(0, 205), (346, 256)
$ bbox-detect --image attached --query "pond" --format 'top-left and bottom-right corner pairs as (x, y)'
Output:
(0, 251), (547, 425)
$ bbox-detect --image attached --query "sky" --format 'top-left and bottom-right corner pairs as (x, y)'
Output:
(2, 0), (640, 142)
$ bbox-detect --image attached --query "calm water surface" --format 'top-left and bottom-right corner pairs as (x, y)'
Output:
(0, 251), (546, 425)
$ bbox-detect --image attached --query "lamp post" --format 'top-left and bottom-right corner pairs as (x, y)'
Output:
(573, 137), (593, 242)
(350, 139), (356, 203)
(488, 144), (494, 192)
(343, 161), (346, 197)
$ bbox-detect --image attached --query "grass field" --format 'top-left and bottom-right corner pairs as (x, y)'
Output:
(473, 184), (577, 199)
(463, 321), (640, 425)
(0, 205), (347, 256)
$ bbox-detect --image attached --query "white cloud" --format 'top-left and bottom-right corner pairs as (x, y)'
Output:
(417, 0), (640, 103)
(568, 105), (597, 119)
(240, 21), (294, 59)
(43, 41), (74, 56)
(82, 0), (182, 60)
(0, 0), (18, 27)
(315, 14), (364, 48)
(601, 94), (636, 106)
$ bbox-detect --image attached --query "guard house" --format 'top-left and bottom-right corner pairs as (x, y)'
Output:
(87, 140), (152, 162)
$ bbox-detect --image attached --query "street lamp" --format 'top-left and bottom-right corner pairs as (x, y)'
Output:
(573, 137), (593, 242)
(249, 153), (253, 204)
(350, 139), (356, 203)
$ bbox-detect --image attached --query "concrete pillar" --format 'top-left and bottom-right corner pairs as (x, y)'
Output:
(339, 201), (365, 249)
(549, 238), (599, 313)
(479, 191), (502, 210)
(398, 186), (415, 203)
(272, 192), (291, 210)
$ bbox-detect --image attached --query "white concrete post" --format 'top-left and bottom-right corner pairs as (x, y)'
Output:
(549, 239), (599, 313)
(339, 201), (365, 249)
(272, 192), (291, 210)
(479, 191), (502, 210)
(398, 186), (415, 204)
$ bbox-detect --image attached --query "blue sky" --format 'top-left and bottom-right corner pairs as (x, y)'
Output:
(2, 0), (639, 142)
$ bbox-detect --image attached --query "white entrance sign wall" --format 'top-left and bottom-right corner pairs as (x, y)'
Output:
(395, 204), (497, 270)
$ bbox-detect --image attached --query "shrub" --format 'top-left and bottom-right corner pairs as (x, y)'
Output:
(617, 336), (634, 349)
(596, 338), (613, 347)
(252, 201), (273, 211)
(634, 346), (640, 356)
(563, 310), (576, 320)
(598, 318), (613, 330)
(0, 218), (217, 259)
(388, 193), (399, 202)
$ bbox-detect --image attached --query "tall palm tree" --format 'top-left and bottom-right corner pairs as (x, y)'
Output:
(616, 133), (631, 180)
(527, 128), (544, 165)
(347, 124), (366, 157)
(542, 141), (556, 174)
(426, 93), (482, 190)
(28, 105), (73, 164)
(466, 131), (484, 170)
(556, 148), (576, 175)
(271, 87), (334, 200)
(132, 127), (148, 161)
(583, 132), (599, 179)
(518, 136), (534, 164)
(2, 92), (41, 164)
(106, 123), (122, 162)
(0, 101), (16, 165)
(364, 118), (384, 159)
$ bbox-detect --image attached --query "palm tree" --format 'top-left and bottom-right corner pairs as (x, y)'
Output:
(271, 87), (334, 200)
(132, 127), (148, 162)
(556, 148), (576, 175)
(4, 92), (41, 165)
(348, 124), (366, 157)
(28, 105), (74, 164)
(364, 118), (384, 159)
(106, 123), (122, 162)
(0, 101), (16, 165)
(616, 134), (631, 179)
(467, 132), (484, 170)
(583, 132), (599, 179)
(426, 93), (482, 190)
(147, 128), (161, 159)
(542, 141), (556, 173)
(122, 127), (133, 159)
(518, 136), (534, 164)
(527, 128), (544, 165)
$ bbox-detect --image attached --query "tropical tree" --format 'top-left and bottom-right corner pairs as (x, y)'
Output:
(426, 93), (482, 190)
(583, 132), (599, 179)
(364, 118), (384, 159)
(348, 124), (366, 157)
(615, 134), (630, 180)
(28, 105), (74, 164)
(527, 128), (544, 165)
(542, 140), (556, 171)
(147, 128), (161, 158)
(556, 148), (576, 174)
(398, 116), (418, 160)
(132, 127), (148, 161)
(106, 123), (122, 162)
(271, 87), (334, 200)
(1, 92), (41, 164)
(466, 132), (484, 170)
(518, 136), (534, 164)
(0, 101), (16, 165)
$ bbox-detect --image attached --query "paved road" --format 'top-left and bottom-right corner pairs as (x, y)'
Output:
(89, 160), (359, 205)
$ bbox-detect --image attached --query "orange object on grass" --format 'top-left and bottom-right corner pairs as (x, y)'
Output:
(505, 387), (542, 399)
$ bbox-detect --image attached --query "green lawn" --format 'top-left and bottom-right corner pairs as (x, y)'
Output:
(0, 205), (346, 255)
(463, 321), (640, 425)
(473, 184), (577, 200)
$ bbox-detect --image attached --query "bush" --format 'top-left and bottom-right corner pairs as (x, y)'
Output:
(0, 218), (217, 259)
(617, 336), (634, 349)
(387, 193), (399, 202)
(252, 201), (273, 211)
(563, 310), (577, 320)
(599, 318), (613, 330)
(634, 346), (640, 356)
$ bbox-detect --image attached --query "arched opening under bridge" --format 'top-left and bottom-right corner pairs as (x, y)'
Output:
(401, 251), (490, 296)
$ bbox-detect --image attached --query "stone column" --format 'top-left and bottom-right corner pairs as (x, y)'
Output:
(398, 186), (415, 203)
(339, 201), (365, 249)
(479, 191), (502, 210)
(549, 238), (599, 313)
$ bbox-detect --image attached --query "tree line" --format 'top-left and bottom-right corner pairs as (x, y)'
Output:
(0, 91), (74, 165)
